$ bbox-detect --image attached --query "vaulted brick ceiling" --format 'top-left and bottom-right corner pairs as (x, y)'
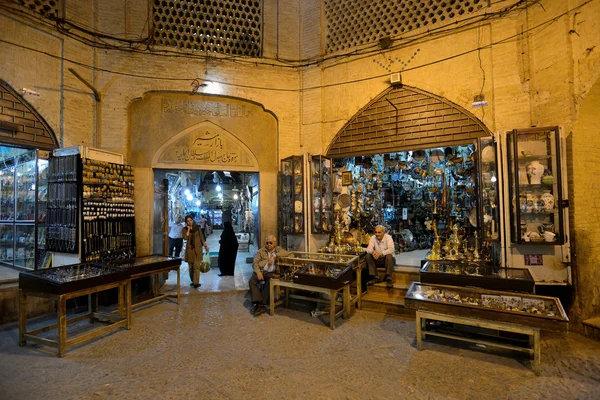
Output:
(327, 85), (490, 158)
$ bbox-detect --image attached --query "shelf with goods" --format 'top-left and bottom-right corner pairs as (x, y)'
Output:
(507, 127), (564, 245)
(280, 155), (304, 234)
(477, 137), (501, 243)
(0, 157), (15, 222)
(46, 150), (136, 264)
(310, 155), (334, 234)
(0, 149), (47, 270)
(13, 223), (35, 269)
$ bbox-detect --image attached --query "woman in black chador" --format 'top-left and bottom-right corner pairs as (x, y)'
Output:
(218, 221), (239, 276)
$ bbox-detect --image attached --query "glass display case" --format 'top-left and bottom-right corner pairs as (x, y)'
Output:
(279, 155), (304, 234)
(404, 282), (568, 332)
(19, 262), (130, 295)
(477, 137), (500, 241)
(310, 155), (333, 233)
(100, 254), (181, 275)
(507, 127), (564, 245)
(420, 260), (535, 293)
(293, 262), (353, 290)
(0, 149), (47, 270)
(36, 156), (48, 269)
(277, 251), (359, 282)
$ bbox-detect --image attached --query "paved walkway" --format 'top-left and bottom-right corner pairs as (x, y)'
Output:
(1, 291), (599, 400)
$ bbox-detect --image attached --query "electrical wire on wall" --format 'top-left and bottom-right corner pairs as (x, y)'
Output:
(0, 0), (594, 94)
(0, 0), (549, 69)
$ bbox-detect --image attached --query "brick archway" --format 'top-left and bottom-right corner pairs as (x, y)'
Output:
(0, 79), (58, 150)
(326, 85), (490, 157)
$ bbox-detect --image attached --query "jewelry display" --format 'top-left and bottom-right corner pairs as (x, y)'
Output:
(47, 154), (136, 262)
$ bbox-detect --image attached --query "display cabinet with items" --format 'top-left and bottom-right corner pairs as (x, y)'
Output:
(310, 155), (334, 233)
(420, 260), (535, 294)
(47, 151), (136, 263)
(293, 262), (353, 290)
(36, 156), (48, 269)
(277, 252), (359, 282)
(0, 149), (47, 270)
(507, 127), (564, 245)
(279, 155), (304, 234)
(477, 137), (500, 242)
(404, 282), (568, 331)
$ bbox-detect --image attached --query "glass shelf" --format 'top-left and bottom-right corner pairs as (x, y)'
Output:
(280, 155), (304, 234)
(404, 282), (568, 332)
(477, 137), (500, 242)
(310, 155), (333, 233)
(0, 149), (47, 270)
(507, 127), (564, 245)
(421, 260), (535, 293)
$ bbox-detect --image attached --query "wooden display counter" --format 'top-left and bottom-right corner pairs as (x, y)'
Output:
(269, 278), (351, 330)
(19, 264), (131, 357)
(416, 310), (541, 375)
(102, 255), (182, 309)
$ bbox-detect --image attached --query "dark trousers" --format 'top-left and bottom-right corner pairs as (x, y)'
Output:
(168, 237), (183, 258)
(249, 271), (274, 305)
(366, 253), (395, 278)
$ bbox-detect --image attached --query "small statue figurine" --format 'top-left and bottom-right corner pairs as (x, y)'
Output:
(426, 220), (442, 261)
(473, 231), (481, 262)
(446, 221), (462, 260)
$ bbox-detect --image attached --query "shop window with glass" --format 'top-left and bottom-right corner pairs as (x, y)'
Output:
(0, 147), (48, 270)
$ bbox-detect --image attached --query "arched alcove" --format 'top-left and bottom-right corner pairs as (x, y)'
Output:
(326, 85), (490, 157)
(152, 120), (260, 172)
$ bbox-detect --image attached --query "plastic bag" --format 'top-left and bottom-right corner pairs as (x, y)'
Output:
(199, 253), (211, 273)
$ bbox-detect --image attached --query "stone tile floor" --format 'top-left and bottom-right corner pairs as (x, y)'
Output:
(2, 232), (600, 399)
(1, 291), (600, 400)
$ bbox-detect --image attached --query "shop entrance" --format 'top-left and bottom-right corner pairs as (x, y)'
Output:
(324, 84), (495, 266)
(328, 142), (496, 266)
(153, 168), (259, 291)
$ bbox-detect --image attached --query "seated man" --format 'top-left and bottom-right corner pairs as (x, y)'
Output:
(366, 225), (395, 288)
(248, 235), (289, 316)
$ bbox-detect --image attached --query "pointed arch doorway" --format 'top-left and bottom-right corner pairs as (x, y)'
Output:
(151, 120), (261, 291)
(324, 85), (494, 267)
(326, 85), (490, 157)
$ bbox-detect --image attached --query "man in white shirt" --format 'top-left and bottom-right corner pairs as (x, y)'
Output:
(167, 215), (185, 258)
(366, 225), (395, 288)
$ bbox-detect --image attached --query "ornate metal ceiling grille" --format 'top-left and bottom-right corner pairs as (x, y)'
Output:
(152, 0), (262, 56)
(324, 0), (488, 54)
(16, 0), (59, 18)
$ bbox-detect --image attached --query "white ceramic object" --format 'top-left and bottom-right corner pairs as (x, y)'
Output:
(527, 160), (545, 185)
(541, 190), (555, 211)
(543, 231), (556, 242)
(481, 145), (495, 163)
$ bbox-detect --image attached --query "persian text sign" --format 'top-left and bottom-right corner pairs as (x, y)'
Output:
(162, 99), (252, 118)
(158, 128), (255, 167)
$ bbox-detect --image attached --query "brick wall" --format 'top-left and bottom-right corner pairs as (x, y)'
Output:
(1, 0), (600, 327)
